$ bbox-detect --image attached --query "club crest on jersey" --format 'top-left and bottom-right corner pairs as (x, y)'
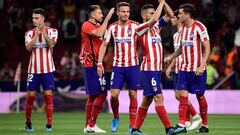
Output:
(127, 29), (132, 35)
(190, 32), (194, 38)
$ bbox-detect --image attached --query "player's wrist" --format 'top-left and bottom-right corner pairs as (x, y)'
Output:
(97, 62), (103, 67)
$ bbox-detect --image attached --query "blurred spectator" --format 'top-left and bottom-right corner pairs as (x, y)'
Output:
(206, 60), (219, 89)
(0, 63), (14, 80)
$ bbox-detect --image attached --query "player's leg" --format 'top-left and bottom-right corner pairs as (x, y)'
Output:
(83, 67), (106, 133)
(88, 76), (108, 131)
(154, 94), (172, 133)
(42, 72), (55, 131)
(131, 96), (153, 135)
(168, 71), (190, 135)
(25, 73), (40, 132)
(192, 71), (209, 132)
(110, 67), (124, 132)
(125, 66), (141, 129)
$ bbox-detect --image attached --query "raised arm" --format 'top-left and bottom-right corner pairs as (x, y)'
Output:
(91, 8), (115, 37)
(162, 1), (174, 22)
(25, 31), (38, 51)
(147, 0), (165, 27)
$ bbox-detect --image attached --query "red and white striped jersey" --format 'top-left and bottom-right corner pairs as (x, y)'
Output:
(136, 21), (163, 71)
(104, 20), (139, 67)
(180, 20), (209, 72)
(173, 29), (182, 73)
(25, 27), (58, 74)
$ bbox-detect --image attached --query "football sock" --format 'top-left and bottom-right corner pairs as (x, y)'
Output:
(25, 95), (35, 124)
(129, 98), (138, 126)
(198, 96), (208, 126)
(110, 97), (119, 119)
(133, 107), (147, 129)
(44, 94), (53, 126)
(155, 105), (171, 128)
(178, 96), (188, 126)
(85, 96), (96, 127)
(89, 94), (107, 127)
(189, 102), (197, 117)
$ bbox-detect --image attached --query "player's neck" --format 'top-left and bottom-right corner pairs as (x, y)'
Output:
(185, 19), (194, 28)
(88, 18), (97, 25)
(119, 20), (128, 26)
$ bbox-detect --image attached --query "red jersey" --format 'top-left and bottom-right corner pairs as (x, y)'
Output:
(180, 20), (210, 72)
(136, 21), (164, 71)
(80, 21), (102, 67)
(173, 29), (182, 73)
(25, 27), (58, 74)
(104, 20), (139, 67)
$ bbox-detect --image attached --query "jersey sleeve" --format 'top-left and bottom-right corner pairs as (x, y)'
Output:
(48, 28), (58, 42)
(158, 17), (167, 27)
(136, 22), (149, 36)
(104, 26), (112, 42)
(25, 31), (32, 46)
(197, 22), (209, 42)
(82, 22), (96, 35)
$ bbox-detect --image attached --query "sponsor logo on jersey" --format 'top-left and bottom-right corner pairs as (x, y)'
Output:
(114, 37), (132, 43)
(34, 44), (48, 48)
(151, 37), (161, 43)
(182, 41), (194, 46)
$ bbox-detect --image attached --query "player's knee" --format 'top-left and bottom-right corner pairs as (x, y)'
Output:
(196, 94), (204, 99)
(154, 94), (163, 104)
(28, 91), (36, 97)
(129, 90), (137, 99)
(44, 90), (53, 96)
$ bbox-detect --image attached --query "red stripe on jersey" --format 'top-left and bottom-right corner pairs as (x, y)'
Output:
(190, 23), (196, 71)
(114, 24), (119, 66)
(151, 29), (158, 69)
(46, 48), (50, 72)
(39, 33), (42, 43)
(121, 26), (125, 67)
(197, 38), (201, 67)
(40, 48), (44, 73)
(28, 55), (32, 73)
(184, 27), (189, 71)
(34, 49), (37, 73)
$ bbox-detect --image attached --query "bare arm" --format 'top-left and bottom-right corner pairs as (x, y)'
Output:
(201, 40), (210, 67)
(166, 58), (176, 78)
(147, 0), (165, 28)
(91, 8), (115, 37)
(164, 44), (182, 64)
(162, 2), (174, 22)
(97, 40), (109, 77)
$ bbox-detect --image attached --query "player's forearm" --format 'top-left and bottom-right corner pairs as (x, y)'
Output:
(98, 42), (108, 63)
(26, 35), (38, 51)
(162, 2), (174, 22)
(200, 41), (211, 67)
(148, 1), (165, 28)
(171, 45), (182, 59)
(168, 58), (176, 70)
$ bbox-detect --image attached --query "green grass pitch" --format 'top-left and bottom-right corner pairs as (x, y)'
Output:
(0, 112), (239, 135)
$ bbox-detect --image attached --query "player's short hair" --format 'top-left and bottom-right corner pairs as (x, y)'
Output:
(141, 4), (154, 15)
(116, 2), (130, 11)
(173, 10), (179, 17)
(87, 5), (101, 17)
(179, 3), (196, 18)
(32, 8), (46, 17)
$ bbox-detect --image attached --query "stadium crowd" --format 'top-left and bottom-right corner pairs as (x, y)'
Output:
(0, 0), (239, 89)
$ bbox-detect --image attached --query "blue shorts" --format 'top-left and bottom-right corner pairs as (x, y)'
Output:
(27, 72), (55, 91)
(83, 66), (108, 95)
(173, 73), (179, 91)
(111, 66), (141, 90)
(176, 71), (207, 95)
(141, 71), (162, 96)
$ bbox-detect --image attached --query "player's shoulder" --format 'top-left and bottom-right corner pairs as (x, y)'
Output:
(109, 21), (118, 28)
(194, 20), (207, 30)
(25, 28), (35, 35)
(130, 20), (139, 25)
(47, 26), (58, 32)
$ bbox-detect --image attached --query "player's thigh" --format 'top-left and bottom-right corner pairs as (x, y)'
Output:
(176, 71), (190, 91)
(190, 70), (207, 95)
(111, 67), (125, 90)
(27, 73), (40, 91)
(41, 72), (55, 90)
(83, 66), (105, 95)
(125, 66), (141, 90)
(141, 71), (162, 97)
